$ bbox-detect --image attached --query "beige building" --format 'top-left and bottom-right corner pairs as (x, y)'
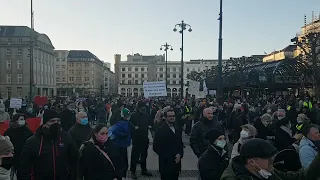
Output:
(56, 50), (104, 96)
(0, 26), (56, 99)
(263, 45), (299, 62)
(103, 64), (115, 95)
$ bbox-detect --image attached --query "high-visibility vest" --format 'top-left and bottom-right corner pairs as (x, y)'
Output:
(296, 124), (304, 131)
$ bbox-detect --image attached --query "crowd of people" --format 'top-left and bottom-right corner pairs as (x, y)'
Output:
(1, 95), (320, 180)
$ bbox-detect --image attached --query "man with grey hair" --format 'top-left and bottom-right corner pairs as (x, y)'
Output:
(190, 108), (223, 158)
(68, 111), (92, 149)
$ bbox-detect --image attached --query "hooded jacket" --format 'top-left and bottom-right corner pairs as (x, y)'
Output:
(18, 126), (78, 180)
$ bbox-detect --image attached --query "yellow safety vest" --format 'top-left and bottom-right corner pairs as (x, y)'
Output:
(296, 124), (303, 131)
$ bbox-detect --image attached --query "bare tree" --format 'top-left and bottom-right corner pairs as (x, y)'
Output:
(291, 20), (320, 98)
(224, 56), (260, 97)
(186, 66), (218, 82)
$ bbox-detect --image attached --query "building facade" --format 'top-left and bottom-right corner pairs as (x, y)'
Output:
(104, 66), (115, 95)
(115, 53), (228, 97)
(56, 50), (104, 96)
(55, 50), (69, 95)
(0, 26), (56, 99)
(263, 45), (299, 62)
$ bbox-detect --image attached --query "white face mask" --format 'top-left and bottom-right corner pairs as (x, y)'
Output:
(254, 162), (272, 179)
(18, 120), (26, 126)
(240, 130), (249, 139)
(215, 140), (226, 148)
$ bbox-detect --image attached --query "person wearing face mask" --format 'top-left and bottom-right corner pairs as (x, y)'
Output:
(231, 124), (257, 160)
(198, 129), (229, 180)
(18, 109), (78, 180)
(190, 108), (223, 158)
(68, 112), (92, 149)
(0, 135), (15, 180)
(254, 113), (274, 140)
(153, 108), (183, 180)
(23, 104), (36, 118)
(0, 103), (10, 123)
(221, 138), (320, 180)
(4, 114), (33, 175)
(79, 124), (123, 180)
(59, 101), (77, 131)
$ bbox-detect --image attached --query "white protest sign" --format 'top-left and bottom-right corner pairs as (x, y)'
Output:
(143, 81), (167, 97)
(188, 80), (200, 95)
(10, 98), (22, 109)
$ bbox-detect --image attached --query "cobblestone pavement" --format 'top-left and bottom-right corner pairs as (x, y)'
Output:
(124, 132), (198, 180)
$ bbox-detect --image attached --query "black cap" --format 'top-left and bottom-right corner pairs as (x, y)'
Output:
(43, 109), (59, 125)
(240, 138), (278, 159)
(205, 129), (224, 143)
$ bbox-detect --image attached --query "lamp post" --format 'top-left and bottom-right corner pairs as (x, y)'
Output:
(160, 43), (173, 89)
(217, 0), (224, 104)
(173, 21), (192, 99)
(29, 0), (35, 102)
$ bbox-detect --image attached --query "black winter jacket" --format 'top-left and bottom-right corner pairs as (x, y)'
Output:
(79, 139), (123, 180)
(190, 118), (222, 157)
(198, 145), (229, 180)
(68, 123), (92, 149)
(18, 126), (78, 180)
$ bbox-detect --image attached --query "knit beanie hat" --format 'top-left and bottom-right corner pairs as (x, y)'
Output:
(42, 109), (59, 125)
(205, 129), (224, 143)
(0, 136), (14, 156)
(121, 108), (131, 118)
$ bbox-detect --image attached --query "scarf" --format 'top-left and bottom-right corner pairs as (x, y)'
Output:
(0, 167), (12, 180)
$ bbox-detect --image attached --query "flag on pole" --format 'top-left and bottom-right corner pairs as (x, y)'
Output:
(203, 80), (208, 95)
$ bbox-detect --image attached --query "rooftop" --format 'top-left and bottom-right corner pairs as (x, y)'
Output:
(68, 50), (100, 60)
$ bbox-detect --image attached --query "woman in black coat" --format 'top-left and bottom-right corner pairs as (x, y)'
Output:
(79, 123), (123, 180)
(198, 129), (229, 180)
(4, 113), (33, 173)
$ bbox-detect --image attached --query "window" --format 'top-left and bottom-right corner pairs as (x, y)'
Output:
(85, 77), (89, 81)
(61, 65), (66, 68)
(135, 80), (138, 84)
(141, 67), (144, 71)
(173, 67), (176, 72)
(17, 49), (22, 55)
(160, 74), (163, 78)
(135, 74), (138, 78)
(128, 67), (132, 71)
(141, 74), (144, 78)
(8, 39), (12, 43)
(18, 39), (22, 44)
(56, 78), (60, 82)
(76, 77), (82, 81)
(84, 70), (89, 74)
(121, 80), (125, 84)
(128, 74), (132, 78)
(17, 60), (22, 69)
(187, 68), (189, 72)
(128, 80), (132, 84)
(62, 77), (66, 82)
(85, 63), (89, 67)
(122, 74), (125, 78)
(6, 74), (12, 83)
(160, 67), (163, 72)
(173, 74), (176, 78)
(6, 49), (12, 56)
(69, 77), (74, 81)
(173, 80), (176, 84)
(122, 68), (125, 71)
(135, 68), (138, 71)
(6, 60), (11, 69)
(56, 65), (60, 68)
(17, 87), (22, 97)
